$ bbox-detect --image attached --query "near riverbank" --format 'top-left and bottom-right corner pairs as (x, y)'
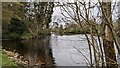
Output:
(1, 49), (17, 67)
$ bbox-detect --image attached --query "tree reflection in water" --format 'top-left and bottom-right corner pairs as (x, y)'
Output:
(2, 36), (55, 67)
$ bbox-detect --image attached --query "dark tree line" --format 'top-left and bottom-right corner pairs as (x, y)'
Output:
(2, 2), (54, 39)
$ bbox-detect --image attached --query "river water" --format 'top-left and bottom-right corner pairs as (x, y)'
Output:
(2, 34), (120, 67)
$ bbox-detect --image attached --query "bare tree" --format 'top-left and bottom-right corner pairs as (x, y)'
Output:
(99, 0), (118, 67)
(55, 0), (120, 67)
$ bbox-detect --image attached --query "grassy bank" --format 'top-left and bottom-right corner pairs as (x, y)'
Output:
(1, 50), (17, 67)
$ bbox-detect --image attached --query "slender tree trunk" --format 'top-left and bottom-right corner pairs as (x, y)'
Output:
(75, 2), (93, 67)
(101, 1), (117, 68)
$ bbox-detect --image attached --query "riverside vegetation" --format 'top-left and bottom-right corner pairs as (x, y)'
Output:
(1, 1), (120, 67)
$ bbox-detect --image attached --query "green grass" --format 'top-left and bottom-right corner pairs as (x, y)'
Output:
(1, 51), (17, 68)
(0, 48), (2, 67)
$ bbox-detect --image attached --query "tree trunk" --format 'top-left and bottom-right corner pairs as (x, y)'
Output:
(101, 1), (117, 68)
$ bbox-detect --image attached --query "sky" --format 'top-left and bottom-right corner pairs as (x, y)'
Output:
(51, 1), (120, 25)
(26, 0), (120, 27)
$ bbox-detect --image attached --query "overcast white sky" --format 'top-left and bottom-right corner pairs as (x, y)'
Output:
(26, 0), (120, 24)
(51, 1), (120, 25)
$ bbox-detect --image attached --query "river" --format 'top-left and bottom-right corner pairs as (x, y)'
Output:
(2, 34), (120, 67)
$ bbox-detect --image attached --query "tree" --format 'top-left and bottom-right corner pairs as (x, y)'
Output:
(56, 1), (119, 67)
(2, 2), (27, 39)
(24, 2), (54, 38)
(8, 17), (26, 35)
(100, 1), (117, 67)
(8, 17), (27, 39)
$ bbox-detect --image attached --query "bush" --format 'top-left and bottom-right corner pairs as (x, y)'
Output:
(7, 17), (27, 39)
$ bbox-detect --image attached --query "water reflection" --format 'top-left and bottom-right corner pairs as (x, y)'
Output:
(2, 36), (54, 66)
(2, 34), (120, 67)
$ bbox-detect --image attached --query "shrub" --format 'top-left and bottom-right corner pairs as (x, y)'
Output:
(7, 17), (27, 39)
